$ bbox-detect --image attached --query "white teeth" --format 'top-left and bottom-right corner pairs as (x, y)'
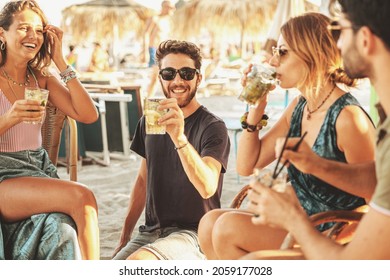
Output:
(23, 43), (36, 49)
(172, 88), (186, 94)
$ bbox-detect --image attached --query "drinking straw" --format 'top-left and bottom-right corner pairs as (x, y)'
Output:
(272, 131), (308, 180)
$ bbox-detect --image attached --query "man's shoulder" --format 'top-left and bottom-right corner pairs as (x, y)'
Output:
(196, 106), (226, 126)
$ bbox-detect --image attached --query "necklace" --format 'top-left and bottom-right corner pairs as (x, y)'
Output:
(1, 67), (30, 87)
(306, 84), (336, 120)
(1, 67), (31, 100)
(6, 79), (19, 100)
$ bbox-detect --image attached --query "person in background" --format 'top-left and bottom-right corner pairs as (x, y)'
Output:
(113, 40), (230, 260)
(0, 0), (99, 259)
(198, 12), (376, 259)
(143, 0), (175, 97)
(88, 42), (109, 72)
(244, 0), (390, 260)
(66, 44), (78, 70)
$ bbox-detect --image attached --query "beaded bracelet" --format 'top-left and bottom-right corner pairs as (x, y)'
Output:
(240, 112), (269, 132)
(59, 65), (77, 84)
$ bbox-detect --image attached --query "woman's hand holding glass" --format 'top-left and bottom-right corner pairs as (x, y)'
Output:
(7, 100), (46, 125)
(240, 64), (272, 124)
(239, 64), (277, 105)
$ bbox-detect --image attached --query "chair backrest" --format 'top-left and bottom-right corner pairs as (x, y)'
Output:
(41, 102), (78, 181)
(41, 101), (67, 165)
(229, 184), (368, 251)
(229, 184), (251, 208)
(278, 205), (369, 254)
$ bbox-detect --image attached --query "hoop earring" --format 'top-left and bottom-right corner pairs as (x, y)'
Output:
(0, 40), (5, 51)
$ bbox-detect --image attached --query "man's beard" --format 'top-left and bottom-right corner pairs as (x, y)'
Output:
(343, 43), (370, 79)
(162, 85), (197, 108)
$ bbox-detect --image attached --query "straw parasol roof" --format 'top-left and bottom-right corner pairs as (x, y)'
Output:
(173, 0), (278, 56)
(262, 0), (315, 54)
(61, 0), (153, 44)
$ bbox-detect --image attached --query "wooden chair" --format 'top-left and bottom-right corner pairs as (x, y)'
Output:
(41, 101), (78, 181)
(229, 184), (251, 209)
(229, 184), (368, 259)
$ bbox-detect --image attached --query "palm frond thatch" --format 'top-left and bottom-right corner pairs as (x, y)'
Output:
(174, 0), (277, 44)
(61, 0), (153, 44)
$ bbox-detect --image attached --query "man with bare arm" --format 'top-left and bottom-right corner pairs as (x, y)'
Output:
(245, 0), (390, 259)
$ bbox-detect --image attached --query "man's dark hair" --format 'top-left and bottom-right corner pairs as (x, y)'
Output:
(156, 40), (202, 70)
(338, 0), (390, 49)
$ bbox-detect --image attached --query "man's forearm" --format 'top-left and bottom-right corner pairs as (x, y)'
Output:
(311, 159), (376, 199)
(175, 138), (220, 199)
(288, 209), (344, 259)
(122, 171), (147, 237)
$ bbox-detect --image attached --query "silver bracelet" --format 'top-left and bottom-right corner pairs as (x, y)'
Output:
(59, 65), (77, 83)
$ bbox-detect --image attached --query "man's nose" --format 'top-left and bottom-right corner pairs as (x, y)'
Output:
(172, 72), (185, 83)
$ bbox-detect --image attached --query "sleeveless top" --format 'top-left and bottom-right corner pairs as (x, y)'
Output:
(288, 93), (369, 231)
(0, 68), (44, 152)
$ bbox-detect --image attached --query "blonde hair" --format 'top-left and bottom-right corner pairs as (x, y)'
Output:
(281, 12), (355, 95)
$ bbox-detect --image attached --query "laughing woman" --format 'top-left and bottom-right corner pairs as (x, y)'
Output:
(0, 1), (99, 259)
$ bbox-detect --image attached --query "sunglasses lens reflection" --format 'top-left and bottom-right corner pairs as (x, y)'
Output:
(160, 68), (176, 80)
(179, 68), (197, 80)
(160, 67), (197, 81)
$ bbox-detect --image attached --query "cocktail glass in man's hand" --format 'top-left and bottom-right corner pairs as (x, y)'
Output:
(144, 97), (168, 134)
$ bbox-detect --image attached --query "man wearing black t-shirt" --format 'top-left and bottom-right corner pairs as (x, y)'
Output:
(113, 40), (230, 260)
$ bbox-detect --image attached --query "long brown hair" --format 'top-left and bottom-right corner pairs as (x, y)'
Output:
(0, 0), (51, 73)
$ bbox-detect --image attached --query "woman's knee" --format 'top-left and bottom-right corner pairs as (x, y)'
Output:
(212, 211), (245, 241)
(68, 183), (98, 216)
(199, 209), (227, 237)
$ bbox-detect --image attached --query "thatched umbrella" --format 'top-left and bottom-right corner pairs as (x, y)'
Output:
(61, 0), (153, 68)
(62, 0), (152, 42)
(173, 0), (278, 57)
(263, 0), (316, 54)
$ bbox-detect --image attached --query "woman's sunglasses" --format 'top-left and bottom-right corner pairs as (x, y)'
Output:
(159, 67), (200, 81)
(272, 46), (289, 58)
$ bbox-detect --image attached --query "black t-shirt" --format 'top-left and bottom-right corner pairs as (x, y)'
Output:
(131, 105), (230, 232)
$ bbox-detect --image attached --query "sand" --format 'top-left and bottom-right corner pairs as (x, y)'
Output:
(57, 87), (371, 259)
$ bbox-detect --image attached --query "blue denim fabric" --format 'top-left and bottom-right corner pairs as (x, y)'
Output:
(1, 213), (81, 260)
(0, 148), (58, 182)
(0, 147), (81, 259)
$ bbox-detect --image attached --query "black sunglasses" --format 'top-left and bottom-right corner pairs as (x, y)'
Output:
(159, 67), (200, 81)
(327, 20), (358, 40)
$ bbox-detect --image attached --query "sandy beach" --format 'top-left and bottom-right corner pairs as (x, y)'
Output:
(57, 86), (371, 260)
